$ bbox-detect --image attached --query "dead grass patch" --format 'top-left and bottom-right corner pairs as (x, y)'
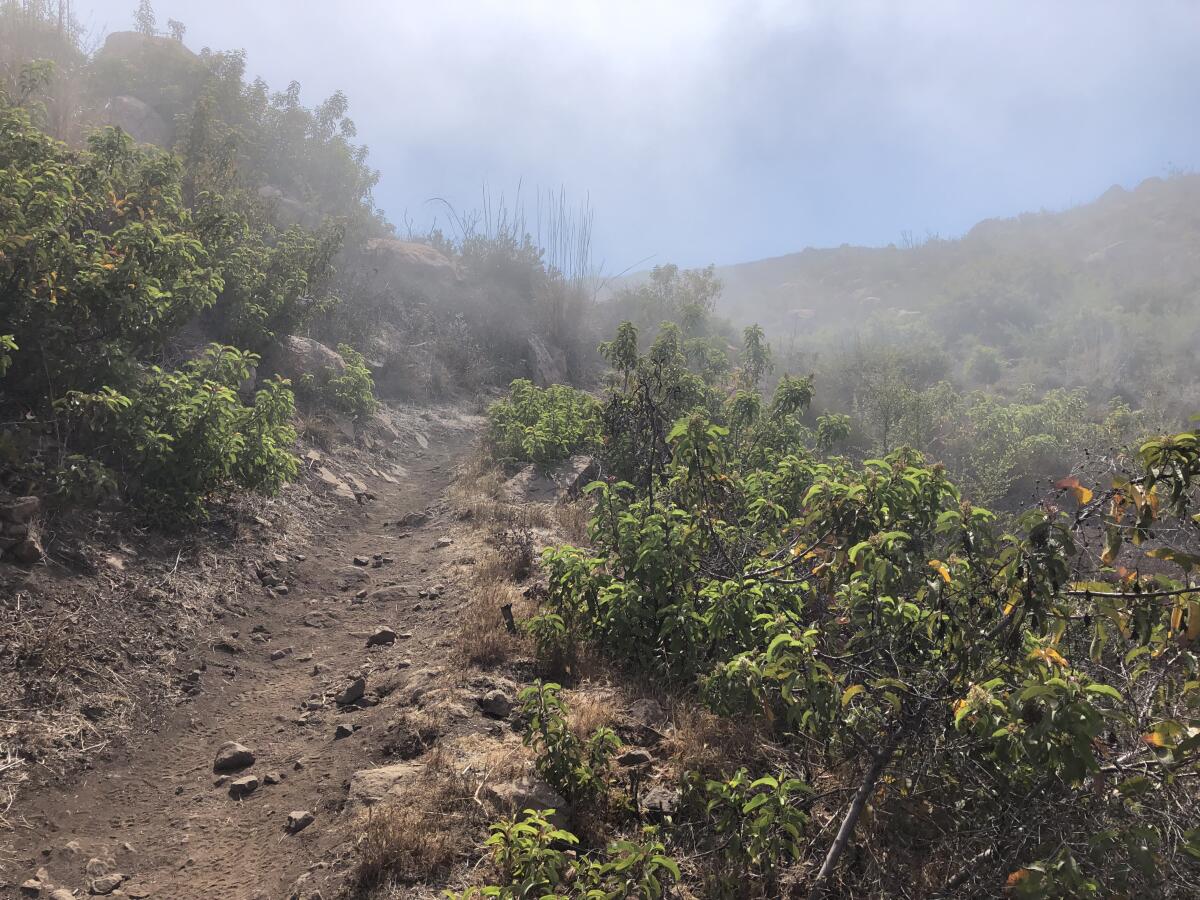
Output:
(353, 758), (487, 891)
(666, 702), (761, 777)
(452, 578), (530, 668)
(564, 685), (619, 743)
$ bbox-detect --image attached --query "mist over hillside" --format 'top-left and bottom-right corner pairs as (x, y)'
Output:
(703, 174), (1200, 410)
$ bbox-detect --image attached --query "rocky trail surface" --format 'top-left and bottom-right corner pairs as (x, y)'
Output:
(1, 411), (490, 899)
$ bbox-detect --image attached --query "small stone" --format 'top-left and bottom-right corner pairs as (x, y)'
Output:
(334, 723), (354, 740)
(50, 890), (77, 900)
(274, 584), (290, 595)
(264, 771), (283, 785)
(271, 647), (293, 661)
(617, 748), (654, 768)
(352, 556), (370, 566)
(286, 810), (315, 834)
(19, 879), (41, 897)
(477, 690), (513, 719)
(229, 774), (260, 799)
(62, 840), (82, 856)
(213, 741), (255, 773)
(123, 884), (151, 899)
(366, 627), (396, 647)
(85, 857), (112, 876)
(641, 784), (680, 818)
(432, 537), (453, 549)
(89, 873), (127, 895)
(335, 676), (366, 706)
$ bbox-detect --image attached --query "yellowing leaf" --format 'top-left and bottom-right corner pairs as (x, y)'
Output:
(1029, 647), (1069, 668)
(1143, 731), (1167, 748)
(1006, 869), (1031, 887)
(841, 684), (866, 707)
(928, 559), (951, 583)
(1055, 476), (1094, 505)
(1187, 602), (1200, 643)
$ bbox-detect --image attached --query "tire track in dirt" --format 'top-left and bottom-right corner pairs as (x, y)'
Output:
(1, 412), (481, 899)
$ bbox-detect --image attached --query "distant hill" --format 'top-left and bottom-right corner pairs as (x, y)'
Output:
(697, 174), (1200, 410)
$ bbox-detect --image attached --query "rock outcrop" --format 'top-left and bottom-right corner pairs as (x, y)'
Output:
(263, 335), (346, 384)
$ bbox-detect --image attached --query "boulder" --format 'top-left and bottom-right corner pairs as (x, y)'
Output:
(482, 775), (569, 826)
(555, 455), (600, 500)
(366, 626), (397, 647)
(335, 675), (367, 706)
(347, 762), (421, 807)
(362, 238), (459, 288)
(101, 95), (170, 146)
(286, 810), (315, 834)
(264, 336), (346, 384)
(213, 741), (255, 774)
(7, 529), (44, 566)
(502, 455), (599, 504)
(88, 872), (127, 895)
(476, 689), (513, 719)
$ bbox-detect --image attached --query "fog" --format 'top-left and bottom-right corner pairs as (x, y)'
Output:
(73, 0), (1200, 270)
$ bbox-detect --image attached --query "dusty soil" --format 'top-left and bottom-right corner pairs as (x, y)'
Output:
(0, 406), (495, 899)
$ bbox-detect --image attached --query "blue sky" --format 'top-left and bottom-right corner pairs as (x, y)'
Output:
(76, 1), (1200, 274)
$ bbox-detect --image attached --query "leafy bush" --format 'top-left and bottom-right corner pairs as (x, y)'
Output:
(57, 345), (297, 516)
(487, 379), (601, 469)
(449, 810), (679, 900)
(518, 680), (619, 806)
(493, 320), (1200, 896)
(686, 769), (810, 896)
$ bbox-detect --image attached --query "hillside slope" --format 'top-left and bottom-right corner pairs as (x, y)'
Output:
(712, 174), (1200, 408)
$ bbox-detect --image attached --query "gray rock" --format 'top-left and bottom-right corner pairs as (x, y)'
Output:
(50, 890), (77, 900)
(213, 741), (255, 773)
(229, 774), (260, 799)
(482, 776), (569, 826)
(347, 762), (421, 807)
(264, 335), (346, 384)
(617, 748), (654, 768)
(286, 810), (315, 834)
(102, 94), (170, 145)
(89, 872), (127, 895)
(334, 723), (354, 740)
(641, 784), (680, 818)
(477, 689), (513, 719)
(335, 676), (367, 706)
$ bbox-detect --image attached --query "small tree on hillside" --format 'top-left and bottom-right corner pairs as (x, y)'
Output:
(167, 17), (186, 41)
(133, 0), (155, 35)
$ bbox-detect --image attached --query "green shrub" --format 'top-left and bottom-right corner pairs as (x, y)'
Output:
(57, 345), (298, 517)
(518, 680), (619, 805)
(448, 810), (679, 900)
(487, 379), (601, 469)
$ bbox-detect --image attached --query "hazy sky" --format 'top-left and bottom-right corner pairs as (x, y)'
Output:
(75, 1), (1200, 273)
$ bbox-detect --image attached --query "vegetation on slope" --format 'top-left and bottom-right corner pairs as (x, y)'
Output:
(468, 322), (1200, 897)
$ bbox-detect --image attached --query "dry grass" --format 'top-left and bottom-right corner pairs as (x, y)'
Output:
(452, 578), (530, 668)
(564, 685), (619, 743)
(353, 755), (488, 891)
(554, 499), (594, 546)
(666, 702), (760, 777)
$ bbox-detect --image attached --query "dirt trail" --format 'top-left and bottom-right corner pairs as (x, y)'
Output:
(2, 412), (482, 899)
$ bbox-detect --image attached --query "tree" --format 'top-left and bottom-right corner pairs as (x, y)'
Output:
(167, 17), (185, 41)
(739, 323), (773, 391)
(133, 0), (155, 35)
